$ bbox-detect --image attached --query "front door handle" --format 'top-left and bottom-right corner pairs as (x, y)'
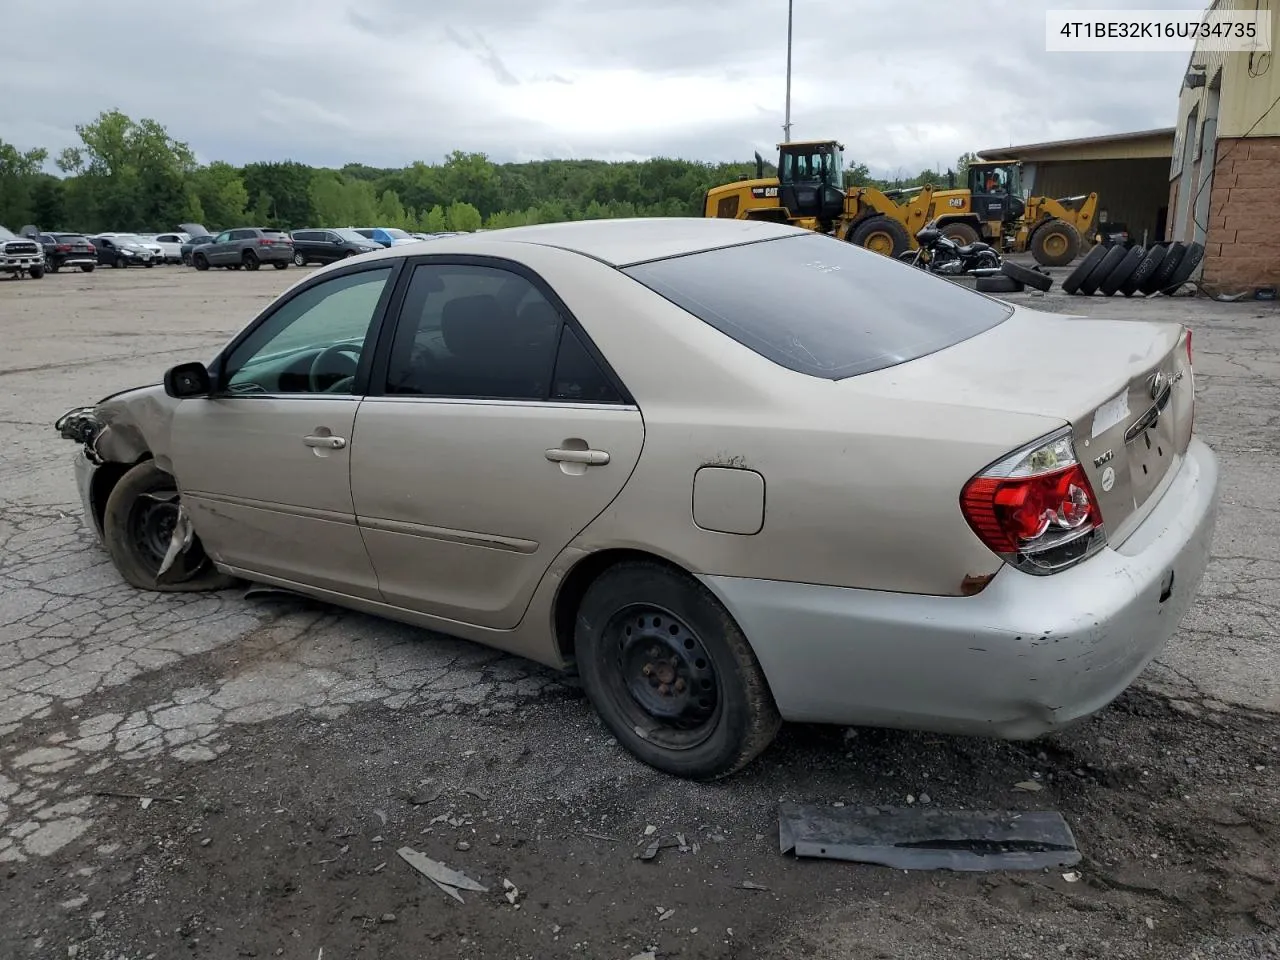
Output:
(546, 447), (609, 466)
(304, 434), (346, 449)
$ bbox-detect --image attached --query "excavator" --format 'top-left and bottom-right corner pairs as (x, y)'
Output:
(703, 139), (1098, 267)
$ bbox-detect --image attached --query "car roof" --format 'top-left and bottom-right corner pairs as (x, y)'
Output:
(388, 216), (806, 268)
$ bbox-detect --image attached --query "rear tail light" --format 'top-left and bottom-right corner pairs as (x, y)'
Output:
(960, 426), (1106, 575)
(55, 243), (71, 252)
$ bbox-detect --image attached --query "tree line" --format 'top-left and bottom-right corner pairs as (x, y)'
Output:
(1, 110), (976, 236)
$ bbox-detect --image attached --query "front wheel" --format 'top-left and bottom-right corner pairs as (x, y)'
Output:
(574, 561), (782, 780)
(80, 264), (95, 273)
(29, 265), (45, 279)
(102, 460), (237, 593)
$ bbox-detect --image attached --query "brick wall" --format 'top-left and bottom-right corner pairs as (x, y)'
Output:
(1202, 136), (1280, 294)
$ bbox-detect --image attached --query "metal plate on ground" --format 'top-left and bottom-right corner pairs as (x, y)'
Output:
(778, 803), (1081, 872)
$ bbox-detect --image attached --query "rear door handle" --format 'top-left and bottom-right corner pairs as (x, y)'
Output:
(546, 447), (609, 466)
(304, 434), (346, 449)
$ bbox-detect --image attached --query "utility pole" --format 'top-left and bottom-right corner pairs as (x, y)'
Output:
(783, 0), (793, 142)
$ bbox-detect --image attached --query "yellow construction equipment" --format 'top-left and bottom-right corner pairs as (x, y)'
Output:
(927, 160), (1098, 267)
(703, 142), (1099, 267)
(701, 139), (934, 258)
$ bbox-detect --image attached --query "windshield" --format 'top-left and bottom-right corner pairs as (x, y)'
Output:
(0, 226), (16, 240)
(382, 228), (412, 239)
(623, 232), (1013, 381)
(332, 228), (371, 243)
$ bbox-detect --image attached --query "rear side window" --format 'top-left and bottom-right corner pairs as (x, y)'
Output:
(622, 232), (1013, 380)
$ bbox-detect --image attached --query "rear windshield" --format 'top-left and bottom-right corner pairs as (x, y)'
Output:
(263, 229), (290, 238)
(622, 232), (1013, 380)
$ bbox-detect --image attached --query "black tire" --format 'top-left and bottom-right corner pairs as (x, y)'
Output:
(48, 263), (60, 274)
(29, 265), (45, 279)
(1144, 241), (1185, 294)
(193, 253), (210, 271)
(939, 221), (981, 246)
(144, 261), (154, 268)
(1061, 244), (1108, 295)
(849, 215), (911, 258)
(273, 261), (289, 270)
(102, 461), (237, 593)
(1029, 219), (1082, 267)
(1000, 260), (1052, 291)
(80, 264), (95, 273)
(242, 250), (260, 271)
(976, 274), (1024, 294)
(1099, 244), (1147, 296)
(292, 251), (306, 267)
(114, 255), (126, 268)
(1122, 245), (1166, 296)
(574, 560), (782, 780)
(1161, 241), (1204, 292)
(1078, 244), (1128, 295)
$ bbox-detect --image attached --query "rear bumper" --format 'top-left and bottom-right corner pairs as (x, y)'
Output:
(252, 246), (294, 262)
(54, 254), (97, 267)
(699, 436), (1220, 739)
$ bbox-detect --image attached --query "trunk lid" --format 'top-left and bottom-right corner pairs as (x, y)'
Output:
(849, 305), (1194, 538)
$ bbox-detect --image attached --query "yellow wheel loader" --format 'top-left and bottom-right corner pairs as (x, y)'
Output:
(927, 161), (1098, 267)
(701, 139), (934, 258)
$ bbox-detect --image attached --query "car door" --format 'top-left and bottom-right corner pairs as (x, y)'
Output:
(207, 231), (233, 265)
(350, 257), (645, 629)
(168, 261), (402, 598)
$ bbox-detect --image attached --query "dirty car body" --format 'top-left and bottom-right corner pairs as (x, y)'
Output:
(55, 217), (1220, 780)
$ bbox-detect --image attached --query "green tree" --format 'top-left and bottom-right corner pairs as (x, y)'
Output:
(377, 189), (408, 228)
(956, 151), (979, 181)
(445, 201), (482, 232)
(241, 161), (314, 226)
(190, 161), (248, 229)
(422, 204), (448, 232)
(0, 139), (48, 226)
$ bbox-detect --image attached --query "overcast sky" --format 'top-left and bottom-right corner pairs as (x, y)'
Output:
(0, 0), (1203, 176)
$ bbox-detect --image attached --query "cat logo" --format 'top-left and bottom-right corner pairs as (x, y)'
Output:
(750, 186), (779, 199)
(947, 197), (965, 208)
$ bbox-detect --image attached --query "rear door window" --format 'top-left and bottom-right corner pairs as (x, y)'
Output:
(622, 232), (1013, 380)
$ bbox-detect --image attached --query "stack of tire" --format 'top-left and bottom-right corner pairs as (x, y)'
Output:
(974, 261), (1054, 295)
(1061, 240), (1205, 297)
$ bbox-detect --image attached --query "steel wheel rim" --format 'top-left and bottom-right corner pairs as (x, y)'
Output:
(603, 603), (722, 751)
(864, 231), (894, 256)
(1042, 232), (1068, 258)
(128, 491), (179, 573)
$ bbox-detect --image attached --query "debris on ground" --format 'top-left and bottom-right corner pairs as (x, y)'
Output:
(737, 880), (770, 892)
(397, 846), (489, 904)
(1012, 780), (1044, 793)
(777, 803), (1081, 871)
(503, 878), (520, 906)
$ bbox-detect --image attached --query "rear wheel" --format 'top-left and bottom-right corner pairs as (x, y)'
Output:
(1029, 219), (1082, 267)
(102, 460), (237, 593)
(273, 261), (289, 270)
(574, 561), (781, 780)
(242, 250), (260, 271)
(849, 215), (911, 257)
(292, 251), (306, 266)
(80, 264), (95, 273)
(939, 221), (980, 246)
(114, 255), (126, 268)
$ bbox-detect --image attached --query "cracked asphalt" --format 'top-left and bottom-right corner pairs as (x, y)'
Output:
(0, 264), (1276, 960)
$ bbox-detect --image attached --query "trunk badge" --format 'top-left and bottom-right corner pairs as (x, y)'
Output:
(1093, 449), (1114, 468)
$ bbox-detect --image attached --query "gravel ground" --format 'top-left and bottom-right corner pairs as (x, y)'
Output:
(0, 260), (1276, 960)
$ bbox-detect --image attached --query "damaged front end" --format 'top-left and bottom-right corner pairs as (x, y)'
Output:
(53, 387), (221, 589)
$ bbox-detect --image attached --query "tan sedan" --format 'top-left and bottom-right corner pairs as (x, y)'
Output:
(55, 217), (1220, 780)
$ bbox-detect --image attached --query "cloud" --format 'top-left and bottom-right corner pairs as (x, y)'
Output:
(0, 0), (1206, 175)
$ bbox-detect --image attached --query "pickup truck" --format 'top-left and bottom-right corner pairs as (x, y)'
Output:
(0, 225), (45, 279)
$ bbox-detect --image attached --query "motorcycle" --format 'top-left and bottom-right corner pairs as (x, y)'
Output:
(897, 225), (1001, 275)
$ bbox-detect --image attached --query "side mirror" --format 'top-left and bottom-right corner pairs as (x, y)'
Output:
(164, 362), (212, 399)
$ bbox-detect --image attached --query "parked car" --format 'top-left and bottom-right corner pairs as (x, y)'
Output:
(289, 228), (381, 266)
(89, 235), (156, 268)
(98, 233), (165, 261)
(149, 232), (191, 264)
(51, 218), (1219, 781)
(352, 226), (420, 247)
(180, 235), (215, 266)
(35, 233), (98, 273)
(191, 227), (293, 271)
(0, 225), (45, 279)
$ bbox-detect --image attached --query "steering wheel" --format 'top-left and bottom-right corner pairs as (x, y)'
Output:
(309, 343), (362, 394)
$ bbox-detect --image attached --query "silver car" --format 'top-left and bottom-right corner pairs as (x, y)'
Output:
(54, 218), (1219, 780)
